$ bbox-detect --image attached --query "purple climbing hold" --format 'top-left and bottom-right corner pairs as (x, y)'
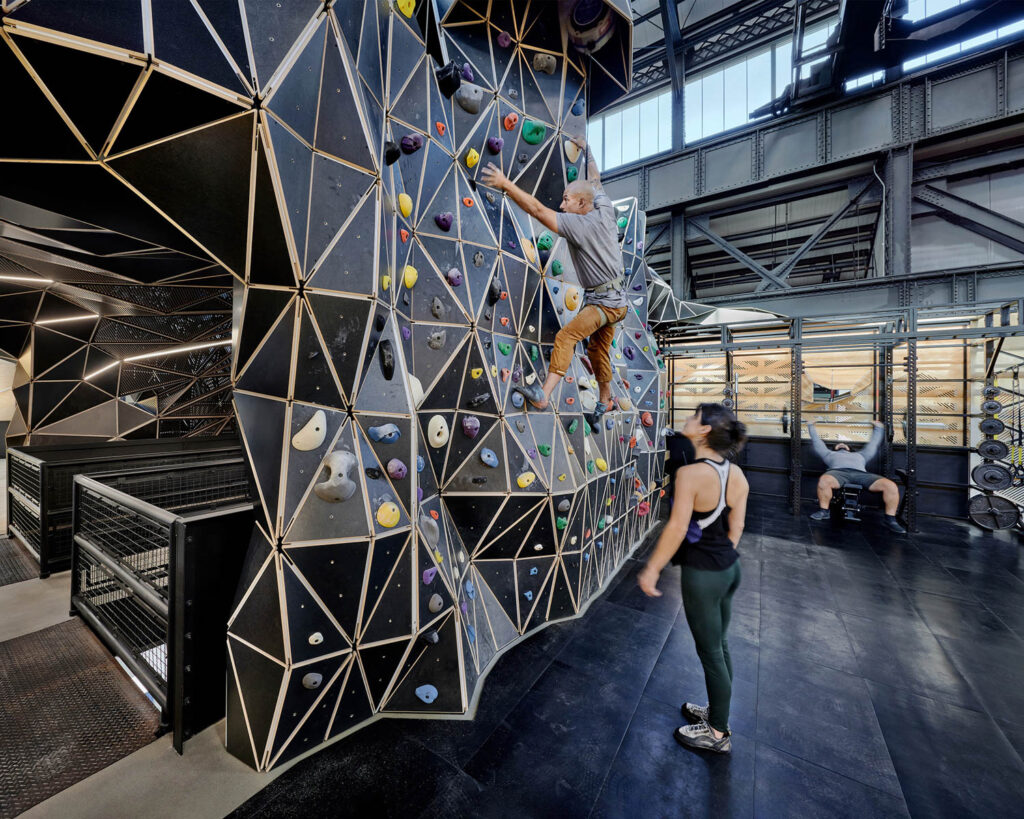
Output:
(435, 212), (454, 232)
(400, 133), (423, 153)
(417, 486), (424, 502)
(387, 458), (408, 480)
(487, 136), (504, 154)
(461, 63), (474, 82)
(462, 416), (481, 438)
(507, 239), (517, 249)
(401, 325), (411, 340)
(447, 267), (463, 287)
(497, 30), (512, 48)
(511, 367), (522, 383)
(460, 600), (468, 614)
(527, 448), (538, 459)
(632, 284), (643, 291)
(423, 567), (438, 584)
(624, 347), (635, 360)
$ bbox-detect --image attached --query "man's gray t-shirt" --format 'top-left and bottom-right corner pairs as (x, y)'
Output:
(809, 422), (883, 472)
(556, 190), (627, 309)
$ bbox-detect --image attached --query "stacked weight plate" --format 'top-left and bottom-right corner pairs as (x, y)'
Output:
(969, 384), (1021, 530)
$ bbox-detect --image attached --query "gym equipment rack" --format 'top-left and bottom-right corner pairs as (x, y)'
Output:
(71, 457), (254, 752)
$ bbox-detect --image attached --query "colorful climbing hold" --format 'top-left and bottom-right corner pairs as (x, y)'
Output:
(400, 133), (423, 153)
(462, 416), (480, 438)
(434, 211), (453, 231)
(415, 684), (438, 704)
(465, 147), (480, 168)
(566, 165), (579, 182)
(521, 120), (546, 145)
(595, 458), (608, 472)
(550, 259), (564, 276)
(538, 444), (551, 456)
(487, 135), (504, 154)
(387, 459), (408, 480)
(537, 232), (554, 251)
(503, 112), (519, 131)
(470, 367), (483, 379)
(497, 30), (512, 47)
(368, 423), (400, 443)
(422, 567), (438, 584)
(517, 471), (536, 488)
(428, 415), (449, 447)
(398, 192), (413, 218)
(567, 418), (578, 434)
(480, 447), (499, 467)
(446, 267), (463, 287)
(376, 501), (400, 528)
(403, 264), (418, 288)
(565, 286), (579, 311)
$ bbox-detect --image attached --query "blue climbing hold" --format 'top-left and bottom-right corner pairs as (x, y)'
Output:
(511, 391), (524, 408)
(415, 684), (438, 704)
(613, 527), (620, 534)
(417, 455), (425, 472)
(582, 552), (590, 561)
(480, 447), (499, 468)
(605, 417), (615, 429)
(529, 566), (538, 576)
(465, 580), (476, 599)
(523, 590), (533, 601)
(368, 423), (401, 443)
(572, 98), (585, 116)
(467, 624), (476, 644)
(597, 540), (604, 548)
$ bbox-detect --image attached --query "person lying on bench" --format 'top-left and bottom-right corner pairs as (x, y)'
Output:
(808, 420), (906, 533)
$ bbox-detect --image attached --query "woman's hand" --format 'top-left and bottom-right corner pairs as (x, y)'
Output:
(637, 564), (662, 598)
(480, 162), (508, 191)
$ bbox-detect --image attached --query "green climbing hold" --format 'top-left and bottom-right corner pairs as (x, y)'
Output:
(556, 516), (568, 530)
(566, 166), (578, 182)
(611, 339), (616, 348)
(550, 259), (563, 276)
(529, 345), (539, 362)
(597, 518), (606, 530)
(521, 120), (547, 145)
(538, 444), (551, 456)
(583, 424), (590, 437)
(567, 418), (578, 434)
(587, 459), (595, 474)
(660, 399), (666, 408)
(617, 215), (628, 229)
(537, 231), (554, 251)
(498, 341), (512, 355)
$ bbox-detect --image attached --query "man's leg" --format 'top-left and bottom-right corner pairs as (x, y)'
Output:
(585, 305), (626, 406)
(811, 473), (839, 521)
(867, 477), (900, 515)
(524, 305), (605, 409)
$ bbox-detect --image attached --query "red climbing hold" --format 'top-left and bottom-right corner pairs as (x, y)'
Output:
(435, 121), (446, 136)
(400, 229), (409, 243)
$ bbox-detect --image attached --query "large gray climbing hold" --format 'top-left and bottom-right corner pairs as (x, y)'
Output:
(427, 329), (446, 350)
(557, 499), (571, 513)
(419, 511), (440, 549)
(532, 53), (557, 75)
(314, 449), (358, 502)
(428, 593), (444, 613)
(455, 82), (484, 114)
(431, 296), (447, 319)
(415, 684), (438, 704)
(302, 673), (323, 690)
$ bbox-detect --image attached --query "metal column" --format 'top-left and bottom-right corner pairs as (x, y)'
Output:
(790, 319), (803, 515)
(670, 211), (688, 299)
(904, 333), (919, 531)
(885, 146), (914, 280)
(879, 344), (895, 478)
(659, 0), (686, 152)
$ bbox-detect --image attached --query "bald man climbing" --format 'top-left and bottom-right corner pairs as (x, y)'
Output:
(481, 138), (627, 429)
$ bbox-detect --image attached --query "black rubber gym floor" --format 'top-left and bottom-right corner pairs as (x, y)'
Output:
(0, 536), (37, 588)
(231, 498), (1024, 819)
(0, 618), (160, 818)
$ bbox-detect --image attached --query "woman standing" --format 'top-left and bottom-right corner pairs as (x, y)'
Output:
(638, 403), (749, 754)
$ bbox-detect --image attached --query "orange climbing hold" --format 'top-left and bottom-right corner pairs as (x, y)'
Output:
(430, 510), (439, 520)
(462, 197), (474, 207)
(435, 121), (446, 136)
(400, 229), (409, 243)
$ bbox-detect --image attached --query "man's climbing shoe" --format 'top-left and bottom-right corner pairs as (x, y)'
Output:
(674, 721), (731, 754)
(883, 516), (907, 534)
(512, 383), (548, 409)
(810, 509), (831, 522)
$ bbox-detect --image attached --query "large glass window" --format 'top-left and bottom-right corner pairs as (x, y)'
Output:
(585, 89), (673, 171)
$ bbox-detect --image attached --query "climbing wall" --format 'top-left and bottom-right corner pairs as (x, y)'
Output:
(1, 0), (662, 771)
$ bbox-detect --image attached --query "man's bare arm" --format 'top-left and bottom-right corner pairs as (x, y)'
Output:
(479, 162), (560, 233)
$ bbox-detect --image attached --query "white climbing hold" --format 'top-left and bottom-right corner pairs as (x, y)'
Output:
(291, 409), (327, 451)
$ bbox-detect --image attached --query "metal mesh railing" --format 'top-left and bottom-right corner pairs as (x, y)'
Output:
(97, 460), (250, 514)
(77, 487), (173, 598)
(9, 454), (40, 505)
(9, 494), (41, 556)
(75, 549), (168, 683)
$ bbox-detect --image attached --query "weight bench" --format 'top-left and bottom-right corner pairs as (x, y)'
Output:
(828, 469), (908, 524)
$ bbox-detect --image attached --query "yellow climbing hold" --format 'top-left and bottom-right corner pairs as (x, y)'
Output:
(403, 265), (418, 288)
(565, 286), (579, 311)
(376, 501), (400, 528)
(397, 0), (415, 18)
(470, 367), (483, 379)
(398, 192), (413, 218)
(557, 473), (567, 481)
(381, 275), (391, 291)
(522, 240), (536, 263)
(465, 148), (480, 168)
(517, 471), (536, 488)
(564, 139), (581, 163)
(433, 548), (444, 564)
(490, 364), (498, 377)
(595, 458), (608, 472)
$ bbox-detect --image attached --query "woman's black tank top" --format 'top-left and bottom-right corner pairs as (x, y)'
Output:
(672, 457), (739, 571)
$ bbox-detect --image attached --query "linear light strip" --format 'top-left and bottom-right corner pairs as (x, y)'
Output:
(84, 340), (230, 381)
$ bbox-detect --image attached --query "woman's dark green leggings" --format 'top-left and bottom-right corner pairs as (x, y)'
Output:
(680, 561), (741, 733)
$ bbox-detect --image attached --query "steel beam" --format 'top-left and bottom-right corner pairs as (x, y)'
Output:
(754, 177), (877, 292)
(670, 211), (688, 299)
(913, 184), (1024, 256)
(659, 0), (686, 152)
(686, 217), (791, 290)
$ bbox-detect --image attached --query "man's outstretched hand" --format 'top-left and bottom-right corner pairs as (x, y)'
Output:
(480, 162), (508, 192)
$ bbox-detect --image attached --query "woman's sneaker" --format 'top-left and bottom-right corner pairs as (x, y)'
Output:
(674, 721), (731, 754)
(681, 702), (730, 735)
